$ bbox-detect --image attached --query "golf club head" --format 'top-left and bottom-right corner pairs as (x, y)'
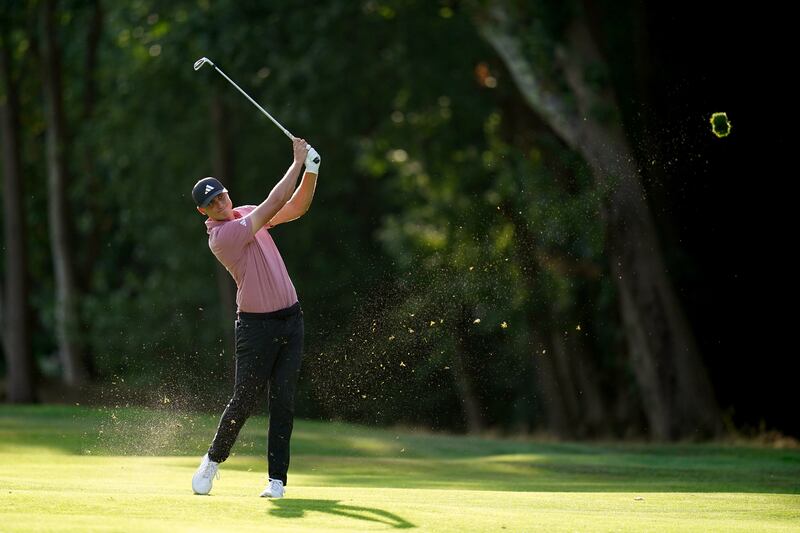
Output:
(193, 57), (214, 71)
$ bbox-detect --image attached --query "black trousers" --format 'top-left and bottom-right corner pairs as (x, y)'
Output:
(207, 301), (304, 486)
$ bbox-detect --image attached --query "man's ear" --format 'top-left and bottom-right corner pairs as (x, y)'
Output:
(197, 206), (206, 215)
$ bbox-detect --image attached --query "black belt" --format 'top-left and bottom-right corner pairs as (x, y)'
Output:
(238, 301), (301, 320)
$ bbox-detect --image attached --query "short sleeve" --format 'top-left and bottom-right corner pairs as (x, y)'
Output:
(209, 216), (254, 265)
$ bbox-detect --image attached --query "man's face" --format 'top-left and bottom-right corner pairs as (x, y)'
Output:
(198, 191), (233, 220)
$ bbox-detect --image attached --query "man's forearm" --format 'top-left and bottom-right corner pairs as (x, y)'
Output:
(249, 160), (304, 233)
(287, 171), (318, 213)
(268, 160), (303, 208)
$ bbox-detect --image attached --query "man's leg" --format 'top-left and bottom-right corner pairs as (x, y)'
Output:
(208, 319), (270, 463)
(267, 310), (305, 485)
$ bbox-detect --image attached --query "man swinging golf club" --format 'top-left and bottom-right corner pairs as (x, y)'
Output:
(190, 136), (320, 499)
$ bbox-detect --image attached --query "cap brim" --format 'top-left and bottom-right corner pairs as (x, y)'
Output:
(199, 188), (228, 208)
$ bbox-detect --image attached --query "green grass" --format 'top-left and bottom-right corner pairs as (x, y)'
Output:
(1, 404), (799, 532)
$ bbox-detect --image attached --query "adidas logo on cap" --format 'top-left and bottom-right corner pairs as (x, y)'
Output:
(192, 177), (228, 207)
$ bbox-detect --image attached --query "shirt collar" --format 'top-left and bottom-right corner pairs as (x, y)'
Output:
(204, 207), (244, 235)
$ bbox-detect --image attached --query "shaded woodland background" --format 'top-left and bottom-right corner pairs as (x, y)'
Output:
(1, 0), (794, 441)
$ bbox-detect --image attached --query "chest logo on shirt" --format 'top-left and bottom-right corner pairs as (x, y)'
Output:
(239, 219), (247, 226)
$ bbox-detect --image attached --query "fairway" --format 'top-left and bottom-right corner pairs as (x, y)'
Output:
(1, 404), (799, 532)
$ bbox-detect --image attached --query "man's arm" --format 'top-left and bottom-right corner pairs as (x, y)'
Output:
(268, 146), (321, 228)
(267, 170), (318, 227)
(247, 138), (308, 235)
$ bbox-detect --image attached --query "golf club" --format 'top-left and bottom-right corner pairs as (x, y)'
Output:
(193, 57), (297, 142)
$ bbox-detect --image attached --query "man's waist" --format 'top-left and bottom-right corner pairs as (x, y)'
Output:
(238, 301), (301, 320)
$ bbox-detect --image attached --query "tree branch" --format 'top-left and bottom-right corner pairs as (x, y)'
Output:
(475, 1), (581, 149)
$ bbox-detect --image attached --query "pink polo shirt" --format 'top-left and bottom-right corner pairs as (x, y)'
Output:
(205, 205), (298, 313)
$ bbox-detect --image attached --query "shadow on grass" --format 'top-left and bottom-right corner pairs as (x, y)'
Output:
(267, 498), (414, 528)
(3, 404), (800, 495)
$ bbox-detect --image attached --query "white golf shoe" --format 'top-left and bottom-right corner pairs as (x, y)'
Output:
(192, 453), (220, 495)
(259, 478), (285, 498)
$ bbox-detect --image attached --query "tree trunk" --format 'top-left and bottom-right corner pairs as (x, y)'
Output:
(548, 328), (583, 434)
(499, 202), (575, 437)
(210, 93), (237, 365)
(0, 27), (37, 402)
(528, 324), (572, 437)
(549, 325), (613, 438)
(0, 282), (3, 357)
(77, 0), (105, 292)
(478, 2), (721, 440)
(40, 0), (88, 386)
(450, 303), (484, 434)
(74, 0), (103, 380)
(501, 200), (601, 437)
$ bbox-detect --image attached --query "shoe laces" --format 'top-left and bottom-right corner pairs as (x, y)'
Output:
(269, 478), (283, 492)
(202, 461), (220, 480)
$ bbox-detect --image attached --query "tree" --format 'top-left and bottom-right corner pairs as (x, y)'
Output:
(210, 92), (237, 365)
(0, 18), (36, 402)
(475, 0), (721, 439)
(38, 0), (88, 386)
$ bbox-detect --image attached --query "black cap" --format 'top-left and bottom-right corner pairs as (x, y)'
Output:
(192, 177), (228, 207)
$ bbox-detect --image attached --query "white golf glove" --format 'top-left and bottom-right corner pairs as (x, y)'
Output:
(305, 146), (321, 174)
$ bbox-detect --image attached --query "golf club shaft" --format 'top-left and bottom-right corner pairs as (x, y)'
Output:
(211, 64), (295, 140)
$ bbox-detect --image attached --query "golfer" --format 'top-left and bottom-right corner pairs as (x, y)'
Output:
(190, 137), (320, 498)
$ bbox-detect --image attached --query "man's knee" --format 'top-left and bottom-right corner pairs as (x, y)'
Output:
(268, 389), (296, 415)
(232, 385), (264, 413)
